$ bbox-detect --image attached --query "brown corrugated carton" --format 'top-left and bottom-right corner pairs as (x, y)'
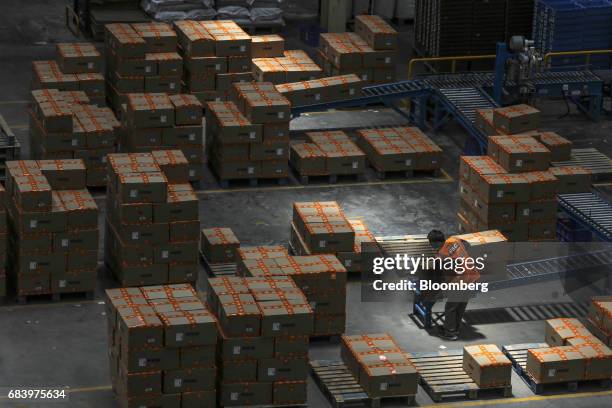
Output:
(12, 174), (53, 211)
(488, 135), (551, 173)
(290, 143), (327, 176)
(476, 173), (530, 204)
(200, 21), (252, 57)
(169, 94), (203, 126)
(516, 199), (557, 222)
(357, 128), (416, 172)
(217, 292), (261, 337)
(200, 227), (240, 264)
(354, 15), (398, 50)
(174, 21), (214, 57)
(463, 344), (512, 387)
(57, 42), (101, 74)
(106, 24), (147, 58)
(258, 298), (314, 337)
(538, 132), (572, 161)
(219, 383), (272, 406)
(126, 93), (175, 129)
(526, 346), (586, 383)
(475, 109), (499, 136)
(545, 318), (594, 346)
(549, 167), (591, 194)
(132, 22), (177, 53)
(37, 159), (87, 190)
(252, 34), (285, 58)
(493, 104), (541, 134)
(460, 156), (506, 185)
(152, 150), (190, 183)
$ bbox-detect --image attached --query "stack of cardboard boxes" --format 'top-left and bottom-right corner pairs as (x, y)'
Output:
(463, 344), (512, 388)
(252, 49), (322, 84)
(586, 296), (612, 347)
(105, 23), (183, 114)
(0, 184), (6, 297)
(526, 318), (612, 384)
(105, 284), (218, 408)
(341, 333), (418, 398)
(459, 107), (591, 241)
(318, 15), (397, 84)
(289, 201), (376, 274)
(236, 245), (348, 337)
(120, 92), (204, 182)
(207, 276), (313, 406)
(6, 159), (99, 299)
(175, 20), (253, 103)
(32, 42), (105, 106)
(104, 151), (200, 287)
(356, 126), (443, 176)
(276, 74), (363, 106)
(207, 82), (291, 183)
(290, 131), (366, 181)
(29, 88), (120, 187)
(200, 227), (241, 265)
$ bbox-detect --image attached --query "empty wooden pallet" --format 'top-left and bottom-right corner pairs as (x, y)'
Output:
(406, 350), (512, 402)
(310, 360), (370, 408)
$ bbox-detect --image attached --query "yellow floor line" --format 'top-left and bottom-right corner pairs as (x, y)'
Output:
(199, 168), (453, 194)
(421, 389), (612, 408)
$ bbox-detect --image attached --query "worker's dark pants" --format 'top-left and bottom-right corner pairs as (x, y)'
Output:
(444, 301), (468, 333)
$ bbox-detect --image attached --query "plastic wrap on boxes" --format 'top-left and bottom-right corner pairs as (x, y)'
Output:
(251, 7), (283, 22)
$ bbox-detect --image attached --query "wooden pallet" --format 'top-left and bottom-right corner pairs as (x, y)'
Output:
(16, 290), (95, 305)
(552, 148), (612, 181)
(218, 176), (288, 188)
(369, 161), (441, 180)
(502, 342), (612, 394)
(310, 360), (370, 408)
(199, 251), (237, 277)
(406, 350), (512, 402)
(310, 360), (415, 408)
(296, 172), (365, 185)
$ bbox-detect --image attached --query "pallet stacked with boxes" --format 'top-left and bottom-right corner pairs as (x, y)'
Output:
(341, 333), (418, 400)
(105, 284), (218, 408)
(459, 105), (592, 241)
(105, 23), (183, 114)
(6, 160), (99, 302)
(318, 15), (397, 84)
(32, 42), (105, 106)
(206, 276), (313, 406)
(206, 82), (291, 186)
(104, 151), (200, 287)
(120, 92), (204, 183)
(290, 131), (366, 183)
(463, 344), (512, 388)
(175, 20), (253, 103)
(29, 88), (120, 187)
(289, 201), (376, 274)
(525, 318), (612, 384)
(252, 49), (322, 85)
(356, 126), (443, 178)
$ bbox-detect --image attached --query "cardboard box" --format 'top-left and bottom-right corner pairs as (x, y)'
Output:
(476, 173), (530, 204)
(273, 380), (306, 405)
(126, 93), (175, 129)
(475, 109), (499, 136)
(493, 104), (541, 134)
(152, 150), (190, 183)
(459, 156), (507, 185)
(549, 167), (591, 194)
(57, 42), (101, 74)
(357, 128), (416, 172)
(162, 366), (216, 393)
(132, 22), (177, 53)
(217, 293), (261, 337)
(169, 94), (203, 126)
(145, 52), (182, 76)
(116, 172), (168, 204)
(37, 159), (87, 190)
(174, 21), (214, 57)
(12, 174), (52, 211)
(463, 344), (512, 387)
(354, 15), (398, 50)
(106, 24), (147, 58)
(516, 199), (557, 222)
(290, 143), (327, 176)
(252, 35), (285, 58)
(258, 356), (309, 382)
(184, 56), (227, 74)
(200, 21), (252, 57)
(488, 135), (551, 173)
(200, 228), (240, 264)
(526, 346), (586, 383)
(259, 298), (314, 337)
(545, 318), (593, 346)
(159, 310), (217, 347)
(207, 101), (262, 144)
(219, 382), (272, 406)
(538, 132), (572, 161)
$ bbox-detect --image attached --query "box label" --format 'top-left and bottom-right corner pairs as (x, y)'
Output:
(29, 262), (37, 270)
(59, 280), (67, 288)
(174, 378), (182, 388)
(132, 232), (139, 240)
(30, 220), (38, 228)
(61, 239), (69, 248)
(352, 162), (359, 169)
(319, 240), (326, 248)
(233, 346), (241, 355)
(267, 368), (276, 377)
(272, 322), (280, 331)
(138, 358), (147, 367)
(176, 333), (184, 342)
(231, 392), (239, 401)
(130, 189), (138, 198)
(380, 382), (388, 391)
(161, 115), (167, 123)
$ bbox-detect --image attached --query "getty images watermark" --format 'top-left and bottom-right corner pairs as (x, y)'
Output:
(369, 252), (490, 293)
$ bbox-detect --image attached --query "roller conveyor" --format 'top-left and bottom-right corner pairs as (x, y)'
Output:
(558, 192), (612, 241)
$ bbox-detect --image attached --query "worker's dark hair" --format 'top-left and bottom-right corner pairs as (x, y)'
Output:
(427, 229), (446, 245)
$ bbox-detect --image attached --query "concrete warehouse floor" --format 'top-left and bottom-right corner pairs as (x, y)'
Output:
(1, 1), (612, 408)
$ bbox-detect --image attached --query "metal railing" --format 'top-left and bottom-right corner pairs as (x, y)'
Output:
(408, 54), (496, 79)
(544, 49), (612, 69)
